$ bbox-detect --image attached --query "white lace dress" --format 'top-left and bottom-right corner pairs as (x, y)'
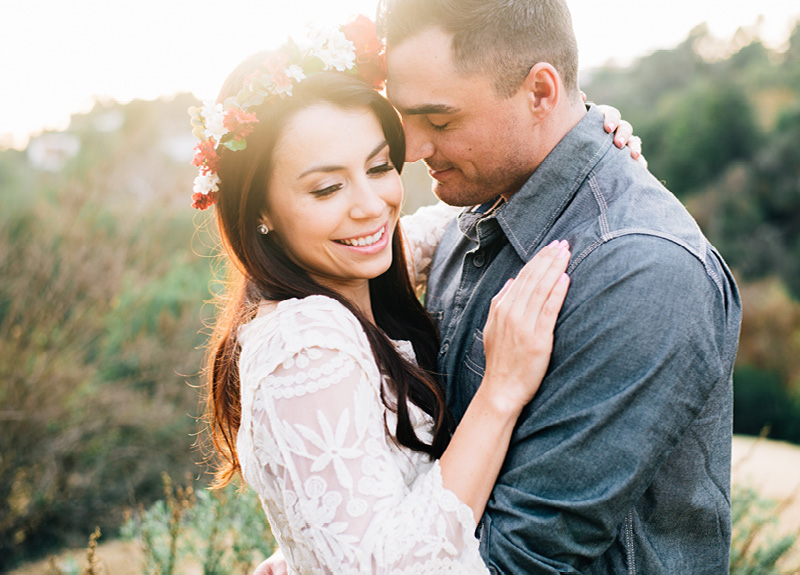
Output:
(236, 202), (490, 574)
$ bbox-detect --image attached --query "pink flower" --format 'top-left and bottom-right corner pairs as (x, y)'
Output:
(342, 15), (386, 89)
(243, 71), (259, 88)
(342, 15), (382, 55)
(191, 138), (220, 175)
(263, 52), (294, 94)
(223, 108), (259, 141)
(192, 190), (217, 210)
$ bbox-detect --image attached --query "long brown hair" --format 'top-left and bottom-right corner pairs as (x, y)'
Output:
(203, 56), (452, 488)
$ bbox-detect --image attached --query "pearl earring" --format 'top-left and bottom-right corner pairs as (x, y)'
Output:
(257, 223), (270, 235)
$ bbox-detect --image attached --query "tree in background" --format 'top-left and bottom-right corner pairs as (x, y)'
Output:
(0, 96), (214, 569)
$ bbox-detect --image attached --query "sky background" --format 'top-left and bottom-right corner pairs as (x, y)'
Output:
(2, 0), (799, 150)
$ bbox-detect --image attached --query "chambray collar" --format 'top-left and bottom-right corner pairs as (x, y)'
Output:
(493, 104), (615, 261)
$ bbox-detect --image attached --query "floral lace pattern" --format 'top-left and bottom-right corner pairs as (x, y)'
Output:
(401, 201), (462, 294)
(237, 296), (488, 574)
(236, 203), (477, 573)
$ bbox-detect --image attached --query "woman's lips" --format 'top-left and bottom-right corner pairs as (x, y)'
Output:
(333, 222), (390, 254)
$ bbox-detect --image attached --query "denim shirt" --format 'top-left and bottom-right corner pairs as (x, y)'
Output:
(425, 105), (742, 575)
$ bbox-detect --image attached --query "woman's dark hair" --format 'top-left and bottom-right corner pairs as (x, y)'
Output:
(204, 53), (451, 487)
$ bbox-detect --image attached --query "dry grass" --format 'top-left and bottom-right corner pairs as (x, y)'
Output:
(9, 436), (799, 575)
(732, 435), (800, 569)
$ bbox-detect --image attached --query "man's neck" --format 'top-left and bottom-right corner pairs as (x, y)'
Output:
(501, 97), (587, 202)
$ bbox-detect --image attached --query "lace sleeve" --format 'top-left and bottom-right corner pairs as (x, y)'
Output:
(401, 202), (462, 293)
(238, 298), (487, 575)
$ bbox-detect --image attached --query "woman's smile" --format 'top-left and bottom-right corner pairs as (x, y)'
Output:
(333, 222), (389, 252)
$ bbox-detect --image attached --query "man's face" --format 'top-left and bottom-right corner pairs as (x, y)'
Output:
(386, 27), (537, 206)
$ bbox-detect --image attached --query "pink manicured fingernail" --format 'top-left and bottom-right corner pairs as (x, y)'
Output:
(607, 122), (615, 132)
(559, 240), (570, 249)
(547, 240), (559, 248)
(559, 273), (569, 283)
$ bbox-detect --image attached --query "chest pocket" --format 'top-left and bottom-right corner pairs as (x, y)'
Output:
(463, 328), (486, 378)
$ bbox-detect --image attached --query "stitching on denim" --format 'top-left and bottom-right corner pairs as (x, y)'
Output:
(463, 330), (486, 376)
(502, 132), (615, 260)
(569, 229), (725, 294)
(464, 359), (484, 377)
(588, 175), (611, 238)
(625, 510), (637, 575)
(606, 229), (724, 293)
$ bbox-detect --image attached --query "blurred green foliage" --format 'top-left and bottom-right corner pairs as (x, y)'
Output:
(120, 475), (274, 575)
(0, 95), (217, 569)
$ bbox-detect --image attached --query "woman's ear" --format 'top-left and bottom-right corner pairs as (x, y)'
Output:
(258, 211), (274, 234)
(522, 62), (559, 122)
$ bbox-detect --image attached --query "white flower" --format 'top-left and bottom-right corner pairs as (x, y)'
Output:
(201, 101), (227, 142)
(304, 24), (356, 72)
(297, 23), (328, 53)
(193, 172), (220, 196)
(286, 64), (306, 82)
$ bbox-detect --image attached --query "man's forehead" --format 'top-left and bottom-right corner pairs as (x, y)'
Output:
(385, 34), (462, 113)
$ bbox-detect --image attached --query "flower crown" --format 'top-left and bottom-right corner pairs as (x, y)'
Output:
(188, 15), (386, 210)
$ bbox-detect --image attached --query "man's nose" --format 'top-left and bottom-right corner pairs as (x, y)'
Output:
(403, 122), (434, 163)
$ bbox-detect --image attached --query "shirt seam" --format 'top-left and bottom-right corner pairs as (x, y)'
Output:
(498, 131), (614, 261)
(568, 229), (724, 294)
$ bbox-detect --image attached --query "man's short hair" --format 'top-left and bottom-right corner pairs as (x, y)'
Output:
(378, 0), (580, 99)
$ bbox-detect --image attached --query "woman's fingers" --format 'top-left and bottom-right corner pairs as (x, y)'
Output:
(535, 271), (570, 337)
(594, 103), (644, 160)
(628, 135), (647, 166)
(613, 120), (634, 149)
(493, 241), (561, 311)
(508, 241), (570, 317)
(596, 104), (622, 134)
(627, 135), (642, 156)
(481, 240), (571, 407)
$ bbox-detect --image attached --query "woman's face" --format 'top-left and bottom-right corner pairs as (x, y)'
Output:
(263, 103), (403, 302)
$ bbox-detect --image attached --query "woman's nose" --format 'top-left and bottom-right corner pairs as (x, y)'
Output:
(350, 180), (385, 219)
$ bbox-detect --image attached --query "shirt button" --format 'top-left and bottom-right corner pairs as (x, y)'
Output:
(441, 341), (450, 354)
(473, 252), (485, 267)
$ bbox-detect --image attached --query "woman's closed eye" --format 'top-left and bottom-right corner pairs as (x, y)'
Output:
(310, 183), (342, 198)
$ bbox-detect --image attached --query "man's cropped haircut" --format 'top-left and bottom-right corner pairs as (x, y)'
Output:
(378, 0), (579, 99)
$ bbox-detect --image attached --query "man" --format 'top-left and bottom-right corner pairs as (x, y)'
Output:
(381, 0), (740, 573)
(255, 0), (741, 572)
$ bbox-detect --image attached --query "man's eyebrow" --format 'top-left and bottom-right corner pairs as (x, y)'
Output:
(297, 140), (389, 179)
(400, 104), (460, 116)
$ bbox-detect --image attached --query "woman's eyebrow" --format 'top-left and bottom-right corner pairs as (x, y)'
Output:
(297, 140), (389, 179)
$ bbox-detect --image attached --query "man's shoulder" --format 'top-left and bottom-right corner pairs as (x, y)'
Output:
(573, 153), (712, 266)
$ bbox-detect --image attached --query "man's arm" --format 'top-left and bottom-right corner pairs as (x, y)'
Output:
(482, 235), (739, 574)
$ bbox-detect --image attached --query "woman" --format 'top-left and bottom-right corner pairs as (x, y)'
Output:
(194, 18), (631, 575)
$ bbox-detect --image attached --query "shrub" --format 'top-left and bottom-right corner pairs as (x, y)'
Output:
(121, 475), (274, 575)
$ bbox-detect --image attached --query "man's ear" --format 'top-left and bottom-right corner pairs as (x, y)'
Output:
(522, 62), (559, 122)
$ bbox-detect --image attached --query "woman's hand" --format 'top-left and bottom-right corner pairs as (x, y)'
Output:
(582, 92), (646, 167)
(481, 240), (571, 415)
(438, 241), (570, 522)
(253, 549), (286, 575)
